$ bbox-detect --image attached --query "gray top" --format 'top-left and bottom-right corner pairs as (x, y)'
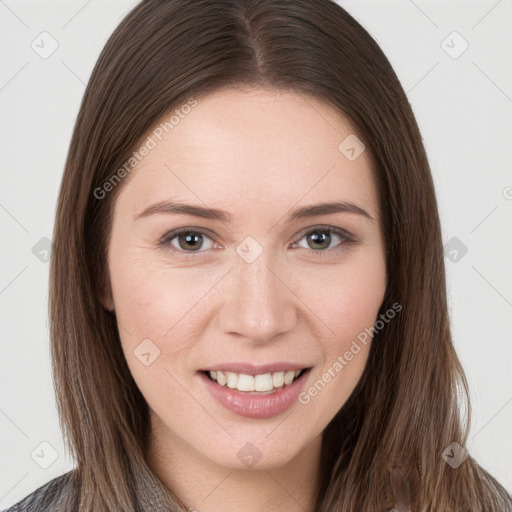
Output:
(1, 471), (76, 512)
(1, 469), (179, 511)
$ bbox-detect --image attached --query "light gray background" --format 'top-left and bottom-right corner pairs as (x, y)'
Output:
(1, 0), (511, 508)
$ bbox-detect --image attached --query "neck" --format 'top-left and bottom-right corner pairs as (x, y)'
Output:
(146, 414), (322, 512)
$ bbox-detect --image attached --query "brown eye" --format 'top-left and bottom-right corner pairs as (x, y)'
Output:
(296, 227), (352, 252)
(175, 232), (205, 251)
(160, 229), (215, 254)
(305, 231), (332, 250)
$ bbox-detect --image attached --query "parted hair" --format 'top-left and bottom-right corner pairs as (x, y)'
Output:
(44, 1), (512, 511)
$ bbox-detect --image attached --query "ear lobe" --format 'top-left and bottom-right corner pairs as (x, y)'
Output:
(98, 274), (115, 312)
(100, 292), (115, 312)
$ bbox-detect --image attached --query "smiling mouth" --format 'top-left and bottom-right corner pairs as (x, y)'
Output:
(201, 368), (310, 394)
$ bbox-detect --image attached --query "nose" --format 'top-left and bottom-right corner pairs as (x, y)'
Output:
(216, 249), (298, 343)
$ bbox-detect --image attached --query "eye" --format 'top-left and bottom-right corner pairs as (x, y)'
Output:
(159, 225), (355, 258)
(159, 227), (216, 255)
(292, 226), (354, 253)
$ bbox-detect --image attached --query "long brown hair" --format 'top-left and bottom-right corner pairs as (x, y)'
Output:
(49, 1), (511, 510)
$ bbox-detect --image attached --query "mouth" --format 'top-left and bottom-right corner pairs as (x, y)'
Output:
(198, 366), (312, 418)
(200, 368), (310, 395)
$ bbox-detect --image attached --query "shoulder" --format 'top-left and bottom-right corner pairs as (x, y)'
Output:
(1, 470), (76, 512)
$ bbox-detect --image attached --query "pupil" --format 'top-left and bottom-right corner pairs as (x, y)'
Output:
(309, 231), (330, 250)
(180, 232), (202, 251)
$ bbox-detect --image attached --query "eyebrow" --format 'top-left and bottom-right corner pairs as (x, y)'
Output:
(136, 200), (375, 224)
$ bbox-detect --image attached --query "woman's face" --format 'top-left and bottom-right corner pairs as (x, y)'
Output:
(106, 87), (386, 471)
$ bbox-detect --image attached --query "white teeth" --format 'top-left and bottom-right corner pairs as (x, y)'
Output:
(284, 371), (295, 385)
(272, 371), (284, 388)
(227, 372), (238, 389)
(254, 373), (273, 392)
(215, 371), (226, 386)
(237, 374), (254, 391)
(207, 369), (305, 393)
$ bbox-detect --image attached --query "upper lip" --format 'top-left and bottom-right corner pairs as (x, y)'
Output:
(200, 362), (311, 374)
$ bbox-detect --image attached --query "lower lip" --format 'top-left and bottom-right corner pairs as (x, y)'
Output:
(198, 370), (311, 419)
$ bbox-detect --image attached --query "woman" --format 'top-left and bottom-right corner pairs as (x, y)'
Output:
(4, 0), (511, 511)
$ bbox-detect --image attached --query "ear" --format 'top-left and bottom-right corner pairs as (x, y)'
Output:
(98, 271), (115, 312)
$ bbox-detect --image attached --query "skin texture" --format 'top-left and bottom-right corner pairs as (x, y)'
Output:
(105, 87), (387, 512)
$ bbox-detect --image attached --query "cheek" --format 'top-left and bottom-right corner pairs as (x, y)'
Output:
(109, 251), (220, 345)
(109, 257), (218, 418)
(297, 247), (386, 340)
(297, 252), (386, 413)
(108, 252), (233, 406)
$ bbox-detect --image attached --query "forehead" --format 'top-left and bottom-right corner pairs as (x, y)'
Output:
(114, 87), (378, 223)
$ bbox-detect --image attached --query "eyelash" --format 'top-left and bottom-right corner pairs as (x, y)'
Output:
(158, 225), (355, 259)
